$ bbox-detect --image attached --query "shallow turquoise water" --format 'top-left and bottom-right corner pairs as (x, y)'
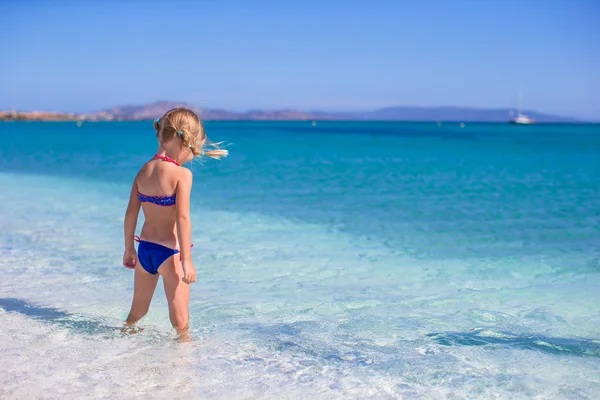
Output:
(0, 121), (599, 399)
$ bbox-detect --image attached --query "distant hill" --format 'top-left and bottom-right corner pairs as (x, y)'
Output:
(87, 101), (578, 123)
(94, 101), (206, 120)
(88, 101), (329, 121)
(1, 101), (582, 123)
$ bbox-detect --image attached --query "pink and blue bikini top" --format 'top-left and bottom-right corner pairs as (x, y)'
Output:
(137, 154), (180, 207)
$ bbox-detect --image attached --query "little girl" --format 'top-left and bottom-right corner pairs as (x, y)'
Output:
(122, 107), (227, 336)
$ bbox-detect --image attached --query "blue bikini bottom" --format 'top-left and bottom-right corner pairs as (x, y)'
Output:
(137, 240), (179, 275)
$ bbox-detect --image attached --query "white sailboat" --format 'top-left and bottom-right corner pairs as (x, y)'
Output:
(509, 89), (535, 124)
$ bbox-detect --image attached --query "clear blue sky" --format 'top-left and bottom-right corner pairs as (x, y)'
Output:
(1, 0), (599, 119)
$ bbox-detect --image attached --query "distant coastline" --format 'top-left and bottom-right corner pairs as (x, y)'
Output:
(0, 111), (82, 122)
(0, 100), (584, 123)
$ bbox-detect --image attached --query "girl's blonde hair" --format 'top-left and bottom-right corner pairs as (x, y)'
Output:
(153, 107), (228, 159)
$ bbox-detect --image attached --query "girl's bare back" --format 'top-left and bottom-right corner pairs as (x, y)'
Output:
(136, 159), (184, 249)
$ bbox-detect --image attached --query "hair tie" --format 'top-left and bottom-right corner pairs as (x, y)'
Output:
(155, 118), (160, 124)
(200, 151), (205, 156)
(177, 131), (183, 137)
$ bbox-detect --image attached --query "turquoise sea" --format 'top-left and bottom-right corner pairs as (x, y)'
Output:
(0, 121), (599, 399)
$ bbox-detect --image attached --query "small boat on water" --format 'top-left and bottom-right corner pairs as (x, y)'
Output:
(509, 113), (535, 124)
(509, 90), (535, 124)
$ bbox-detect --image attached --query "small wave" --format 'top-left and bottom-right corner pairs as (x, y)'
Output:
(0, 297), (123, 338)
(426, 328), (600, 357)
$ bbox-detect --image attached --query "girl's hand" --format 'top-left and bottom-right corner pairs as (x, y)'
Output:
(123, 248), (137, 269)
(181, 260), (196, 284)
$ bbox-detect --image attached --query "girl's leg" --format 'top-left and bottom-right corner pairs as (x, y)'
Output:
(158, 257), (190, 335)
(125, 260), (160, 326)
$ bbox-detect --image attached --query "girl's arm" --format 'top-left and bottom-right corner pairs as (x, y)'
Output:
(124, 177), (141, 251)
(175, 169), (193, 260)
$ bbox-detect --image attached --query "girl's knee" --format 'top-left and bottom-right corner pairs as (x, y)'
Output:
(170, 312), (189, 331)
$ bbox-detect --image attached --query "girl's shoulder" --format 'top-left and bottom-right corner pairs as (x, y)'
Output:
(177, 166), (193, 183)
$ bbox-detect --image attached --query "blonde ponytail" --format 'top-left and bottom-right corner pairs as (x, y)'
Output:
(201, 141), (229, 159)
(203, 149), (229, 159)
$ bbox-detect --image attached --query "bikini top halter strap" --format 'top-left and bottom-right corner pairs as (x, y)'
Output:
(153, 154), (180, 166)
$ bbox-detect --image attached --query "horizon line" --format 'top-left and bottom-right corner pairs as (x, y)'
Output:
(0, 102), (584, 118)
